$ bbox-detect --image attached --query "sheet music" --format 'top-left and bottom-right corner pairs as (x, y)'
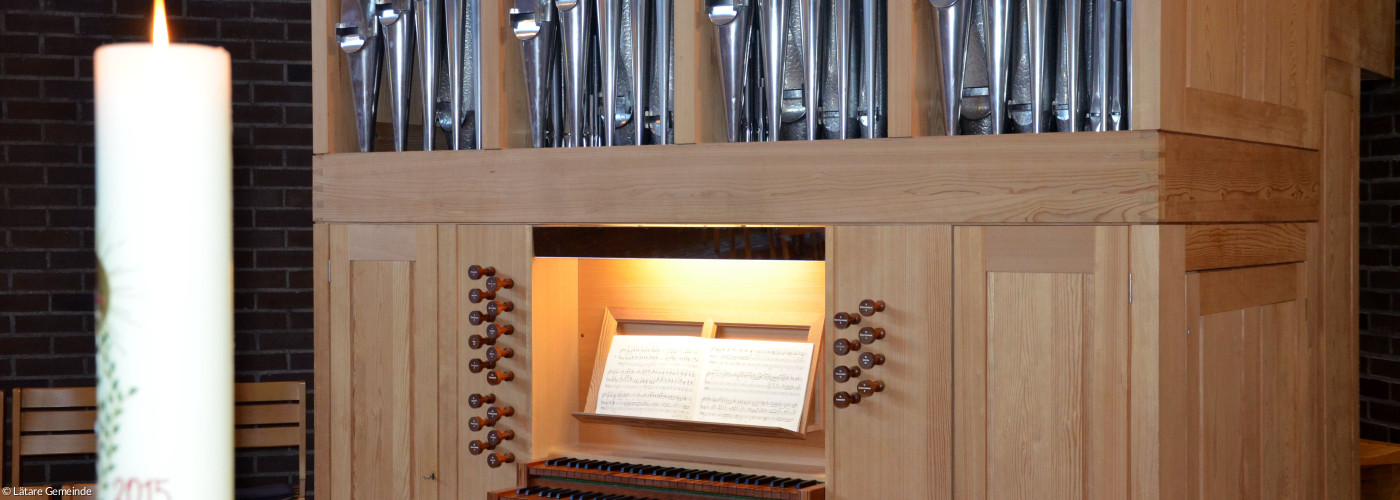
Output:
(594, 335), (707, 420)
(593, 335), (814, 432)
(694, 339), (813, 432)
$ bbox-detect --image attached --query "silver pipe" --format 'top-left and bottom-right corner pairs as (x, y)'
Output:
(512, 0), (557, 147)
(928, 0), (967, 135)
(708, 0), (753, 142)
(982, 0), (1009, 134)
(834, 0), (850, 138)
(444, 0), (465, 149)
(596, 0), (621, 145)
(759, 0), (788, 141)
(629, 0), (647, 145)
(800, 0), (821, 139)
(412, 0), (440, 149)
(655, 0), (671, 143)
(1107, 0), (1125, 130)
(858, 0), (875, 138)
(337, 0), (382, 152)
(558, 0), (589, 146)
(1060, 0), (1080, 132)
(377, 0), (414, 152)
(1088, 0), (1109, 131)
(1028, 0), (1049, 132)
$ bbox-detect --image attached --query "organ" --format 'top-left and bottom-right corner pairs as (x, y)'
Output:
(312, 0), (1393, 498)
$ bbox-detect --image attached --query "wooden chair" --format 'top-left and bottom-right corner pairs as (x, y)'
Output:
(234, 381), (306, 500)
(1364, 439), (1400, 499)
(10, 387), (97, 488)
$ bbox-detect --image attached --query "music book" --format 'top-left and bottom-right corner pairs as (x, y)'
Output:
(593, 335), (814, 432)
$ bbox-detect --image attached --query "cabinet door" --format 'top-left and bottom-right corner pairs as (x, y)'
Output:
(1184, 263), (1320, 498)
(827, 226), (953, 500)
(455, 225), (533, 495)
(1152, 0), (1322, 148)
(953, 226), (1130, 499)
(324, 225), (441, 500)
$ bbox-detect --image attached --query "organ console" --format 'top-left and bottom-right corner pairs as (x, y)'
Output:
(488, 458), (825, 499)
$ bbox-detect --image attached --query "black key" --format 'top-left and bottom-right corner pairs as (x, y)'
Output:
(797, 480), (822, 488)
(516, 486), (536, 495)
(774, 478), (801, 488)
(758, 475), (780, 485)
(641, 466), (661, 475)
(712, 472), (737, 482)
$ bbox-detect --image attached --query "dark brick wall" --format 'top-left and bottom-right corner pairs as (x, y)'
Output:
(0, 0), (315, 494)
(1360, 1), (1400, 443)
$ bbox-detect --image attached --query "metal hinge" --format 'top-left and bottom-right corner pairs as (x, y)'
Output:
(1128, 274), (1133, 304)
(328, 259), (332, 283)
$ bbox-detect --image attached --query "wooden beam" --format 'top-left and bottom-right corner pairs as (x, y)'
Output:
(1183, 223), (1308, 271)
(1159, 133), (1319, 223)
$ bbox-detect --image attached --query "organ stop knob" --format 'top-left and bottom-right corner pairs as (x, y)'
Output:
(468, 265), (496, 280)
(487, 452), (515, 468)
(487, 369), (514, 385)
(857, 327), (885, 344)
(832, 311), (862, 330)
(468, 393), (495, 408)
(486, 346), (514, 362)
(832, 337), (862, 356)
(833, 391), (862, 408)
(468, 288), (497, 303)
(469, 358), (496, 373)
(487, 429), (515, 446)
(486, 276), (514, 292)
(833, 365), (861, 383)
(468, 416), (496, 431)
(468, 439), (495, 455)
(858, 352), (886, 370)
(487, 323), (515, 338)
(486, 300), (514, 316)
(858, 299), (886, 316)
(469, 311), (497, 325)
(857, 379), (886, 397)
(468, 334), (495, 349)
(487, 406), (515, 420)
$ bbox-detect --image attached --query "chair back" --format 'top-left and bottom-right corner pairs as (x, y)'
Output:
(234, 382), (306, 498)
(10, 387), (98, 487)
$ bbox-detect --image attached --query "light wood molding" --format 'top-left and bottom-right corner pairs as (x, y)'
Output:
(316, 130), (1162, 224)
(346, 225), (420, 261)
(1321, 58), (1362, 498)
(1183, 223), (1308, 271)
(1326, 0), (1396, 78)
(1159, 133), (1319, 223)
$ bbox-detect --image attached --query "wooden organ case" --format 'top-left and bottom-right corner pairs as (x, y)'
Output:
(311, 0), (1394, 498)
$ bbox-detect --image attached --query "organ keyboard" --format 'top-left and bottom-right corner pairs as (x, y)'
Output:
(487, 457), (826, 500)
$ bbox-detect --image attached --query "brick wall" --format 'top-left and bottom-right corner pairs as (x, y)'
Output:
(0, 0), (315, 494)
(1359, 1), (1400, 443)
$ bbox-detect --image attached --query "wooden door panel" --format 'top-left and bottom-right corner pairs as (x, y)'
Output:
(328, 225), (439, 500)
(827, 226), (952, 500)
(1161, 0), (1322, 148)
(955, 226), (1129, 500)
(1185, 262), (1320, 499)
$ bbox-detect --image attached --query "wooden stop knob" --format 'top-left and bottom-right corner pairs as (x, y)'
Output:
(857, 327), (885, 344)
(487, 323), (515, 338)
(487, 276), (514, 292)
(858, 352), (886, 370)
(468, 439), (494, 455)
(487, 429), (515, 446)
(833, 391), (861, 408)
(468, 265), (496, 280)
(486, 300), (514, 316)
(833, 365), (861, 383)
(832, 337), (862, 356)
(468, 334), (495, 350)
(469, 310), (497, 326)
(468, 393), (496, 409)
(856, 379), (886, 397)
(468, 288), (497, 303)
(858, 299), (886, 316)
(468, 416), (495, 431)
(486, 369), (514, 385)
(469, 358), (496, 373)
(486, 346), (514, 362)
(832, 311), (862, 330)
(487, 452), (515, 468)
(487, 406), (515, 420)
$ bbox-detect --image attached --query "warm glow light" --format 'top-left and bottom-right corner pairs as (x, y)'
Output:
(152, 0), (169, 45)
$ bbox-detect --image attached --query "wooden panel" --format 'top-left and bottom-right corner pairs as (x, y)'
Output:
(1327, 0), (1396, 78)
(314, 131), (1161, 224)
(1197, 263), (1298, 315)
(17, 435), (96, 456)
(530, 257), (580, 459)
(984, 226), (1096, 273)
(456, 225), (533, 496)
(1128, 225), (1186, 500)
(235, 426), (302, 448)
(573, 259), (826, 470)
(1183, 223), (1307, 271)
(1163, 0), (1321, 148)
(20, 411), (96, 432)
(235, 381), (304, 403)
(1321, 58), (1361, 499)
(313, 0), (356, 154)
(1186, 262), (1321, 498)
(235, 404), (301, 426)
(674, 0), (724, 144)
(435, 225), (459, 500)
(1159, 133), (1319, 223)
(347, 225), (419, 261)
(830, 225), (951, 500)
(17, 388), (95, 408)
(329, 224), (438, 500)
(955, 226), (1129, 500)
(887, 0), (939, 137)
(313, 223), (331, 499)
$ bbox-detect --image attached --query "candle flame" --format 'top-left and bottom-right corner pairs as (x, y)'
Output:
(152, 0), (169, 45)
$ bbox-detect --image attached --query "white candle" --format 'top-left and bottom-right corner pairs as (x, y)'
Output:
(94, 1), (233, 498)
